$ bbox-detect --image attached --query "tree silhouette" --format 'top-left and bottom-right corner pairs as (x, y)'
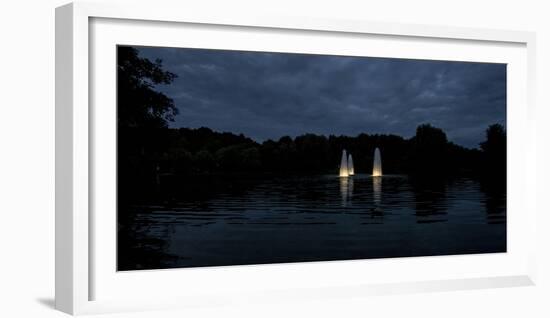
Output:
(480, 124), (506, 153)
(117, 46), (180, 202)
(409, 124), (449, 176)
(117, 46), (178, 128)
(480, 124), (506, 178)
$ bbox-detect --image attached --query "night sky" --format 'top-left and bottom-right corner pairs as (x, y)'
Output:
(137, 46), (506, 149)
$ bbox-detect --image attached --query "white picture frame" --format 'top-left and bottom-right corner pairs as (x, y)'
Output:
(55, 1), (538, 315)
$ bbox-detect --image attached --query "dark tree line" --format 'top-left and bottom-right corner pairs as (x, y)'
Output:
(120, 123), (504, 176)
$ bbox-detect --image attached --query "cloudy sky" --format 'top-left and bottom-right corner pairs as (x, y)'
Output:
(137, 46), (506, 149)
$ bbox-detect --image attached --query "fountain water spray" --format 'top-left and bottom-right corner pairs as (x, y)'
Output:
(372, 147), (382, 177)
(339, 150), (349, 177)
(348, 154), (354, 176)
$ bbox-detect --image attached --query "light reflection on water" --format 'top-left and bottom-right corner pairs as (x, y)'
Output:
(373, 176), (382, 206)
(118, 174), (506, 270)
(339, 177), (353, 207)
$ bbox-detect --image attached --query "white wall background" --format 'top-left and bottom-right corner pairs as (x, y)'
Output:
(0, 0), (548, 317)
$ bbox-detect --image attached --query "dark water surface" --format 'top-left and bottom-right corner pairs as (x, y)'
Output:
(118, 174), (506, 270)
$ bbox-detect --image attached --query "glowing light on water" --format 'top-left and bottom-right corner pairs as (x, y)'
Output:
(373, 176), (382, 205)
(372, 147), (382, 177)
(340, 176), (354, 206)
(339, 150), (349, 177)
(348, 154), (354, 176)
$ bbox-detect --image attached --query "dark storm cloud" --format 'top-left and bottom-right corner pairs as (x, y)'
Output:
(137, 46), (506, 149)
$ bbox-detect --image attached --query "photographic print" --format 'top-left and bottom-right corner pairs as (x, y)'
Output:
(117, 45), (506, 271)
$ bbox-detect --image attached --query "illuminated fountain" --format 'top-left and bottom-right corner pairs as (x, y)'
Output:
(339, 150), (353, 205)
(372, 148), (383, 213)
(348, 154), (354, 176)
(339, 150), (349, 177)
(372, 147), (382, 177)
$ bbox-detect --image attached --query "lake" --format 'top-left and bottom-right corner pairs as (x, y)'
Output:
(117, 174), (506, 270)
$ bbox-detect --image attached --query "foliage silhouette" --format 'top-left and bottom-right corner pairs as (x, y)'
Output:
(117, 46), (178, 128)
(480, 124), (507, 179)
(119, 124), (503, 180)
